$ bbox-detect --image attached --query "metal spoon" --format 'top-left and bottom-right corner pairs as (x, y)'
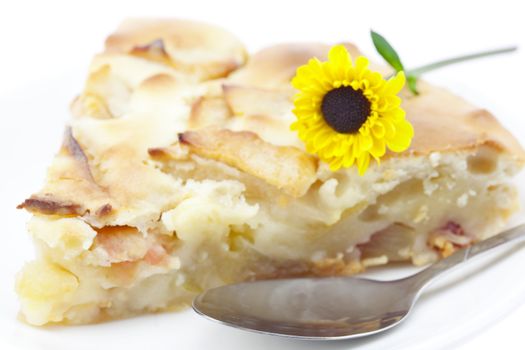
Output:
(193, 224), (525, 340)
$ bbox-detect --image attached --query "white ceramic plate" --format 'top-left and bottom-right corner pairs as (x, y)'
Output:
(1, 72), (524, 350)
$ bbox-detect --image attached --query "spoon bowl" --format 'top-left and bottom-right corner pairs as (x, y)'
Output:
(194, 277), (414, 339)
(193, 224), (525, 340)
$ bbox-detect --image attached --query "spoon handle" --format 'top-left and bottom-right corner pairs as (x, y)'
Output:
(409, 223), (525, 289)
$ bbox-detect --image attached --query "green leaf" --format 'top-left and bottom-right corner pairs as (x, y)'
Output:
(370, 30), (517, 96)
(406, 75), (419, 95)
(371, 30), (419, 95)
(370, 30), (405, 72)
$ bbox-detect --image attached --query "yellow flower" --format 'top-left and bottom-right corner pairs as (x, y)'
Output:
(291, 44), (414, 175)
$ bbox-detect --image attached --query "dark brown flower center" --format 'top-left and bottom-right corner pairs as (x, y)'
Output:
(321, 86), (371, 134)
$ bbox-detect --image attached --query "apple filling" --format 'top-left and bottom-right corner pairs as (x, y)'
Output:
(17, 144), (519, 325)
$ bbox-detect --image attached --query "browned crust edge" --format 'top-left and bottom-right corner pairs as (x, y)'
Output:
(17, 196), (84, 216)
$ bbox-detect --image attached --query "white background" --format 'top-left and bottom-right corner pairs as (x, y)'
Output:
(1, 0), (524, 349)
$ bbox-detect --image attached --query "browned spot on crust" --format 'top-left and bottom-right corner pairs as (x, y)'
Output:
(18, 128), (115, 218)
(179, 128), (317, 197)
(72, 65), (120, 119)
(104, 19), (248, 80)
(95, 204), (113, 216)
(17, 196), (83, 216)
(138, 73), (178, 92)
(222, 84), (292, 118)
(148, 146), (189, 161)
(70, 94), (113, 119)
(467, 108), (498, 125)
(148, 147), (169, 159)
(63, 127), (95, 181)
(188, 95), (232, 129)
(217, 59), (243, 79)
(62, 127), (113, 200)
(131, 38), (166, 53)
(129, 39), (172, 66)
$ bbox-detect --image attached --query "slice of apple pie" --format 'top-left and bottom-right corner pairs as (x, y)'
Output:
(16, 19), (524, 325)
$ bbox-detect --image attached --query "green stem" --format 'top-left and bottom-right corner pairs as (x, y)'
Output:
(407, 46), (517, 77)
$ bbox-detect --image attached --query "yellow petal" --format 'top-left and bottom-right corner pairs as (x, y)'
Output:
(340, 134), (355, 149)
(386, 119), (414, 152)
(371, 121), (385, 138)
(381, 107), (406, 122)
(332, 140), (348, 157)
(328, 45), (352, 66)
(358, 132), (373, 151)
(312, 128), (334, 151)
(320, 140), (338, 158)
(382, 71), (406, 96)
(359, 123), (371, 136)
(342, 153), (356, 168)
(367, 71), (385, 90)
(354, 56), (370, 79)
(329, 156), (344, 171)
(381, 118), (396, 139)
(352, 137), (361, 158)
(369, 137), (386, 159)
(293, 93), (316, 106)
(376, 95), (402, 112)
(292, 59), (331, 92)
(290, 121), (300, 131)
(356, 153), (371, 175)
(326, 45), (353, 83)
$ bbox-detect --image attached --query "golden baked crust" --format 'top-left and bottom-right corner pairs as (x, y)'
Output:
(179, 128), (318, 197)
(23, 34), (525, 222)
(105, 18), (247, 80)
(18, 128), (113, 217)
(398, 83), (525, 159)
(227, 43), (363, 90)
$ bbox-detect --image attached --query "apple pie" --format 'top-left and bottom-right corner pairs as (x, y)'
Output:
(16, 18), (524, 325)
